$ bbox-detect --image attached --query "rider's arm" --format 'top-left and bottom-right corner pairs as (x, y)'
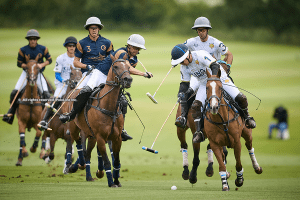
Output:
(223, 50), (233, 66)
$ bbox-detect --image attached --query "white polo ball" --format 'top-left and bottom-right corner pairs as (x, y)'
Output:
(171, 185), (177, 190)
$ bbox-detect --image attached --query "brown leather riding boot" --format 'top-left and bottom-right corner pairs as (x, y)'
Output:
(235, 93), (256, 129)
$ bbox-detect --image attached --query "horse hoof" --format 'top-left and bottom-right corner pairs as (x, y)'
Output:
(78, 164), (86, 170)
(222, 187), (229, 191)
(86, 177), (94, 182)
(114, 181), (122, 187)
(16, 158), (23, 166)
(235, 178), (244, 187)
(109, 184), (118, 188)
(189, 177), (197, 184)
(182, 166), (189, 180)
(68, 164), (78, 173)
(206, 162), (214, 177)
(96, 170), (104, 179)
(22, 152), (29, 158)
(226, 172), (231, 179)
(255, 167), (263, 174)
(30, 146), (36, 153)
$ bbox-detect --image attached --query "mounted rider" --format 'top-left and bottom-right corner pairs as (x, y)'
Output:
(2, 29), (52, 125)
(171, 44), (256, 143)
(38, 36), (78, 130)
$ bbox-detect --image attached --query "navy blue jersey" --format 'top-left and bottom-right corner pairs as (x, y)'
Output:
(95, 47), (138, 76)
(75, 35), (114, 74)
(118, 47), (138, 67)
(18, 44), (51, 72)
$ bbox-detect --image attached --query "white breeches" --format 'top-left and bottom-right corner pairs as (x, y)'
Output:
(14, 71), (48, 92)
(54, 82), (68, 98)
(190, 74), (240, 110)
(77, 69), (107, 90)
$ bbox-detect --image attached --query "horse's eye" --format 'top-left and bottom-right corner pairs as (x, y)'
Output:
(70, 73), (73, 76)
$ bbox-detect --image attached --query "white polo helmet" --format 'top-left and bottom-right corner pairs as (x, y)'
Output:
(84, 17), (104, 30)
(127, 34), (146, 50)
(191, 16), (212, 29)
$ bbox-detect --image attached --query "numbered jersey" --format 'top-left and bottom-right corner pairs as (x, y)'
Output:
(184, 35), (228, 60)
(75, 35), (114, 74)
(180, 50), (226, 83)
(53, 52), (74, 85)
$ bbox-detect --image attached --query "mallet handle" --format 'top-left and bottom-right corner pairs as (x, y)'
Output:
(153, 66), (173, 97)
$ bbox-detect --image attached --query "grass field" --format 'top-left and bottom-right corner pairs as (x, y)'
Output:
(0, 29), (300, 200)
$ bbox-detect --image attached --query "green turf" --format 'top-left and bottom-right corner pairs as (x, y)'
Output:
(0, 29), (300, 199)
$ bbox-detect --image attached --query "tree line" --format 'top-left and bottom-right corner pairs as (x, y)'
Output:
(1, 0), (299, 44)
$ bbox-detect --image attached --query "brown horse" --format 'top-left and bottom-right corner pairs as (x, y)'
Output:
(40, 67), (82, 166)
(204, 69), (262, 191)
(62, 53), (132, 187)
(16, 58), (44, 166)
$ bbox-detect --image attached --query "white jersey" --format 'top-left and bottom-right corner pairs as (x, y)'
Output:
(181, 50), (239, 105)
(54, 52), (74, 85)
(180, 50), (222, 83)
(184, 35), (228, 60)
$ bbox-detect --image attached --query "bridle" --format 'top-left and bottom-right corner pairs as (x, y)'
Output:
(206, 77), (222, 111)
(106, 59), (130, 88)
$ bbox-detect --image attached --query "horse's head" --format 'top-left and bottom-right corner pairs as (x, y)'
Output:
(24, 60), (40, 86)
(206, 68), (222, 115)
(68, 66), (82, 89)
(109, 53), (132, 88)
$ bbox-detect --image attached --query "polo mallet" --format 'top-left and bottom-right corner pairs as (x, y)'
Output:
(37, 69), (92, 131)
(1, 77), (26, 118)
(142, 98), (179, 154)
(138, 60), (148, 72)
(146, 66), (174, 104)
(45, 82), (66, 113)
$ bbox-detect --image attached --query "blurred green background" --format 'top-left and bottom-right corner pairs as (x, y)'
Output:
(0, 0), (300, 199)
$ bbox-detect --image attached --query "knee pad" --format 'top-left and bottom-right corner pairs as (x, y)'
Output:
(191, 100), (203, 119)
(235, 93), (248, 108)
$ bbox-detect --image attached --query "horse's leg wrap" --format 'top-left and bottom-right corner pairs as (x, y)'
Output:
(103, 156), (114, 187)
(191, 100), (205, 143)
(235, 168), (244, 187)
(235, 93), (256, 128)
(248, 148), (259, 169)
(18, 133), (26, 159)
(76, 139), (85, 167)
(181, 148), (189, 167)
(85, 160), (93, 181)
(41, 139), (46, 149)
(219, 171), (229, 191)
(32, 136), (39, 148)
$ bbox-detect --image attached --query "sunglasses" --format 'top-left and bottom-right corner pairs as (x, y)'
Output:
(67, 44), (76, 47)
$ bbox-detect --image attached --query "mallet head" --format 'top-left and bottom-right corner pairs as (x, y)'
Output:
(142, 146), (158, 154)
(146, 92), (158, 104)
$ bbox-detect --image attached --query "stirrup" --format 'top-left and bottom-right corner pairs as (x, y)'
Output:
(245, 117), (256, 129)
(121, 129), (132, 141)
(175, 116), (186, 128)
(59, 114), (71, 124)
(38, 120), (48, 131)
(193, 131), (205, 143)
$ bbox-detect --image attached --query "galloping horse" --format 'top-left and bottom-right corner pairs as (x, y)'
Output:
(204, 69), (262, 191)
(62, 53), (132, 187)
(40, 66), (82, 164)
(16, 57), (44, 166)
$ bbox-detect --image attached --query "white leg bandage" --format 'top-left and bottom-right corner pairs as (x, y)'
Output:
(180, 148), (189, 167)
(248, 148), (259, 169)
(207, 149), (214, 164)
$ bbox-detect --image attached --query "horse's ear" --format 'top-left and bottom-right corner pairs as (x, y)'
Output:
(35, 53), (41, 62)
(110, 53), (115, 62)
(25, 54), (30, 63)
(206, 68), (211, 78)
(217, 68), (221, 78)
